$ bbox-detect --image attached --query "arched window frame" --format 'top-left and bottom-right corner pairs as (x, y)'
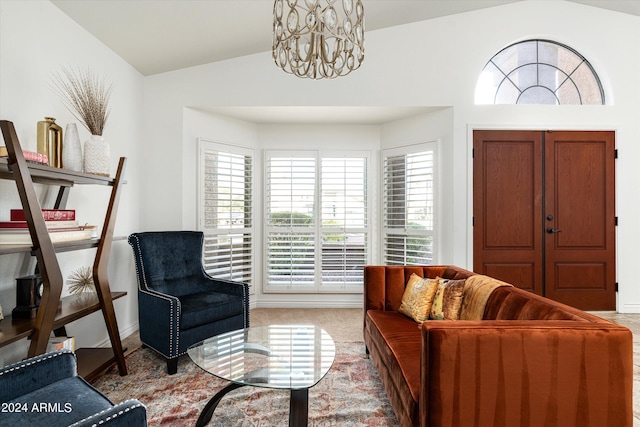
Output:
(475, 39), (605, 105)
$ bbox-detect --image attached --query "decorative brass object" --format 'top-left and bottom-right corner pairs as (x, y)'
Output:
(37, 117), (63, 167)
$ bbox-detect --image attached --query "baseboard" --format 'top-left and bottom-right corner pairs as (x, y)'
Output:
(619, 303), (640, 313)
(94, 322), (139, 348)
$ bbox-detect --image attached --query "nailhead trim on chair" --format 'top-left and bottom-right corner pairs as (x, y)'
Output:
(242, 279), (249, 327)
(0, 349), (74, 376)
(68, 400), (146, 427)
(128, 235), (181, 357)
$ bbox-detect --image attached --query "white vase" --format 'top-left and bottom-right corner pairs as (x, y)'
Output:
(83, 135), (110, 176)
(62, 123), (83, 172)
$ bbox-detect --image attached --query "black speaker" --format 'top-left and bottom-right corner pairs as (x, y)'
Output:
(12, 274), (43, 319)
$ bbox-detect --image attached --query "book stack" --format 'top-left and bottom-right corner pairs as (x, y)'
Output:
(0, 146), (49, 165)
(0, 209), (94, 245)
(47, 336), (75, 352)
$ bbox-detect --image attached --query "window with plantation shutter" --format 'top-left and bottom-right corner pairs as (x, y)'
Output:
(266, 154), (316, 288)
(198, 140), (254, 289)
(383, 144), (436, 265)
(321, 157), (367, 286)
(265, 151), (370, 292)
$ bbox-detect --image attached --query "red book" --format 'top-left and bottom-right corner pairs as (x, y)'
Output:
(0, 220), (79, 229)
(10, 209), (75, 221)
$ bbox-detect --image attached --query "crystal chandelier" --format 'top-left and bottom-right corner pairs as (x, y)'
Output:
(272, 0), (365, 79)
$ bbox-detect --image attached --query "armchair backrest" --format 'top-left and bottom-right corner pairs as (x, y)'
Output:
(128, 231), (206, 296)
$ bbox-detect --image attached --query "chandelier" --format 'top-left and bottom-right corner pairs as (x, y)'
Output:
(272, 0), (365, 79)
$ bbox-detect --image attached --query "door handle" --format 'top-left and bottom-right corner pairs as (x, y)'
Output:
(546, 227), (562, 234)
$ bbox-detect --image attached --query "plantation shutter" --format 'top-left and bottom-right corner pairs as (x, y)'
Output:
(320, 157), (367, 286)
(382, 144), (436, 265)
(265, 154), (316, 287)
(265, 151), (370, 291)
(198, 140), (254, 288)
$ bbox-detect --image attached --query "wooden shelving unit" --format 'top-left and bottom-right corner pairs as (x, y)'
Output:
(0, 120), (128, 378)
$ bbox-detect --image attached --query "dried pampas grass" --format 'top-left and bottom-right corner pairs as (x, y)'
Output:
(51, 67), (112, 136)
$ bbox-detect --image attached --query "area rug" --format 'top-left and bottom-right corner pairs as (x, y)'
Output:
(91, 342), (398, 426)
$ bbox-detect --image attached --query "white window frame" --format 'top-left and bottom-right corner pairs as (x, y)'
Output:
(264, 149), (371, 293)
(197, 138), (255, 292)
(381, 142), (438, 266)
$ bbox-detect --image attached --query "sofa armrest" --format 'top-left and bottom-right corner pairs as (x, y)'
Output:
(0, 350), (76, 402)
(69, 399), (147, 427)
(205, 277), (250, 327)
(203, 276), (249, 297)
(137, 289), (180, 356)
(420, 321), (633, 427)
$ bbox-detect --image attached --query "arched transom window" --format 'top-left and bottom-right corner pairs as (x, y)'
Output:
(475, 39), (605, 105)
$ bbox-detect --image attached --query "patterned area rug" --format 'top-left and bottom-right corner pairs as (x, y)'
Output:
(91, 342), (397, 426)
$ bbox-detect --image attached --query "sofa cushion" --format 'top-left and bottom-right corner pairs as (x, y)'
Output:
(3, 376), (112, 427)
(365, 310), (422, 426)
(179, 291), (244, 330)
(429, 279), (465, 320)
(459, 274), (512, 320)
(398, 274), (439, 323)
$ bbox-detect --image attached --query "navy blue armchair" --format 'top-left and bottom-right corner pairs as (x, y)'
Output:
(128, 231), (250, 374)
(0, 350), (146, 426)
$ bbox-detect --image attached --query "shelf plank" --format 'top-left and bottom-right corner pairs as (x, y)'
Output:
(0, 236), (127, 255)
(0, 157), (115, 186)
(0, 291), (127, 348)
(77, 348), (123, 381)
(0, 239), (99, 255)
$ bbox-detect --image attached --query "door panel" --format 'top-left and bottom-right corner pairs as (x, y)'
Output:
(473, 130), (544, 294)
(544, 131), (616, 310)
(474, 129), (616, 310)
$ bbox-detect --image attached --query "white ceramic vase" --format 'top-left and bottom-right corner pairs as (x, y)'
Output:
(83, 135), (110, 176)
(62, 123), (83, 172)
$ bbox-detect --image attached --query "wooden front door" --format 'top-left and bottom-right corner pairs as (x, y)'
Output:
(473, 130), (616, 310)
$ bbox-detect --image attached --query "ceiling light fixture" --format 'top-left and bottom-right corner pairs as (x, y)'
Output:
(272, 0), (365, 79)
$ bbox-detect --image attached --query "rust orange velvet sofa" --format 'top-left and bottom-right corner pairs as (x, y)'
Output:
(363, 265), (633, 427)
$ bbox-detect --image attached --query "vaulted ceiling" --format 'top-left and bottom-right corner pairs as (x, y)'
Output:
(51, 1), (640, 76)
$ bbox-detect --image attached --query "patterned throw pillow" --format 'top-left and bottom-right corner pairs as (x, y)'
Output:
(398, 274), (440, 323)
(429, 278), (466, 320)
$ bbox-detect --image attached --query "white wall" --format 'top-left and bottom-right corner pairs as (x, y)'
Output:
(143, 1), (640, 312)
(0, 0), (144, 364)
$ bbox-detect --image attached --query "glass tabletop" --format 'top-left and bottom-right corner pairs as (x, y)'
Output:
(187, 324), (335, 390)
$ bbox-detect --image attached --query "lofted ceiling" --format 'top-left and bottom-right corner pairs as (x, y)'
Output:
(50, 0), (640, 77)
(49, 0), (640, 124)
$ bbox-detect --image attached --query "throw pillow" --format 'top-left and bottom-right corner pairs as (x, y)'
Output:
(398, 274), (439, 323)
(429, 278), (466, 320)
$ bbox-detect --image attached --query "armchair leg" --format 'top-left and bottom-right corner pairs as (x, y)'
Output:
(167, 357), (179, 375)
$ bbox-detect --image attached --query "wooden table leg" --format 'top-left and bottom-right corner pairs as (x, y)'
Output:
(289, 388), (309, 427)
(196, 382), (245, 427)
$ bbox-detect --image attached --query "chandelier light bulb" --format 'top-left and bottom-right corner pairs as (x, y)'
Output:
(273, 0), (365, 79)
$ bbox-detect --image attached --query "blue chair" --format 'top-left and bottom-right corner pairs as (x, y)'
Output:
(128, 231), (250, 374)
(0, 350), (146, 426)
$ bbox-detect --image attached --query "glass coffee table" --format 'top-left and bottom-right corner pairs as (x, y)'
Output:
(188, 324), (335, 427)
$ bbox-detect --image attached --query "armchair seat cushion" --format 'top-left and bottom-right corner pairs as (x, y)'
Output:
(179, 291), (244, 330)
